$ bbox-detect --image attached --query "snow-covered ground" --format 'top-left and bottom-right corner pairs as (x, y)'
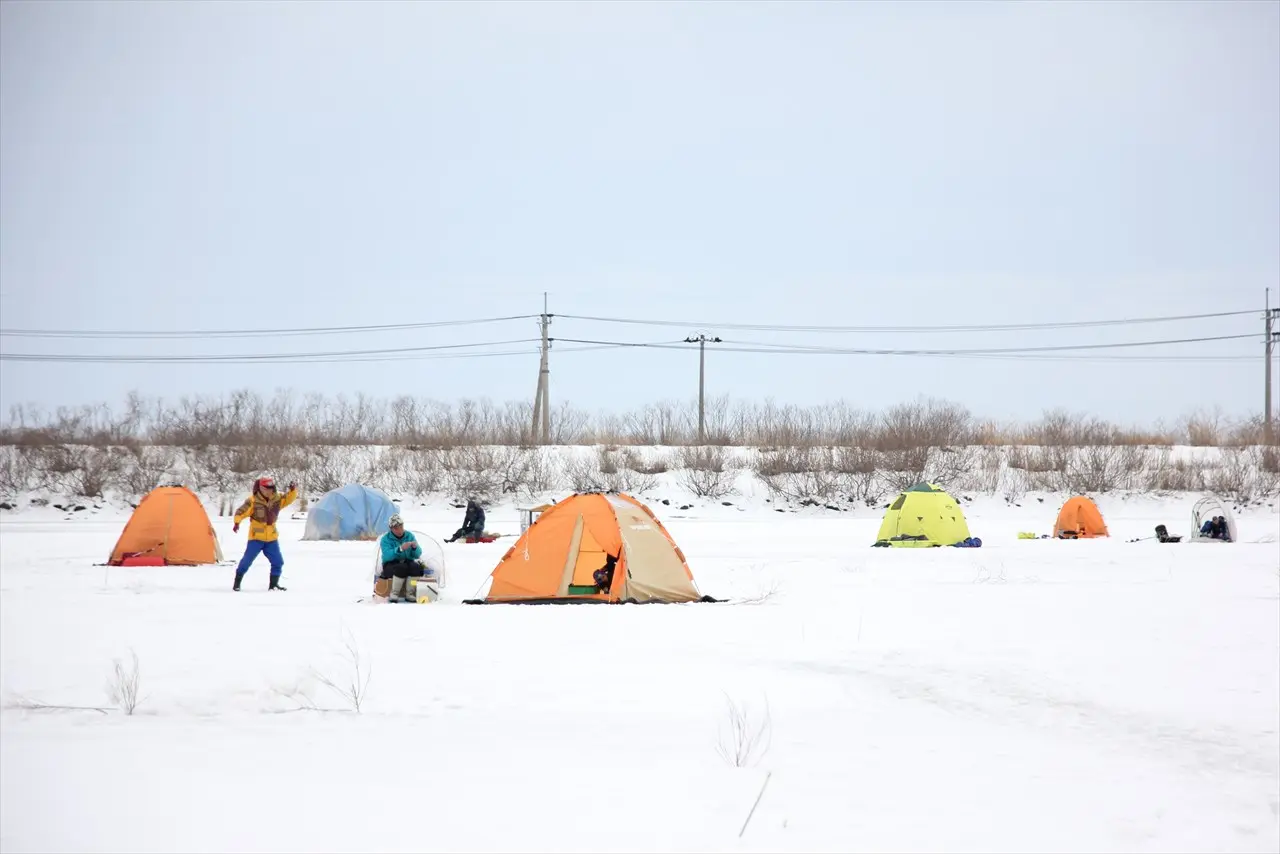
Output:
(1, 491), (1277, 853)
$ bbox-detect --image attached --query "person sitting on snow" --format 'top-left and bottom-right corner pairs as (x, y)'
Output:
(379, 513), (425, 602)
(445, 498), (486, 542)
(593, 553), (618, 594)
(232, 476), (298, 591)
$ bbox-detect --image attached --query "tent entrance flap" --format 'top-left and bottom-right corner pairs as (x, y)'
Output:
(555, 515), (586, 596)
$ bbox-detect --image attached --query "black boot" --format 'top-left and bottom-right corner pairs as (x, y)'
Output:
(269, 575), (286, 591)
(233, 573), (244, 591)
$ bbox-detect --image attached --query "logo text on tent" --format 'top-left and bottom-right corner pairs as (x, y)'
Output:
(629, 524), (653, 530)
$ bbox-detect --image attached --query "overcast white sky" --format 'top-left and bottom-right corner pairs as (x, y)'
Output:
(1, 0), (1276, 425)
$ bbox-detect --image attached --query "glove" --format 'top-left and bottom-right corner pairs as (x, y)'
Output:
(288, 481), (297, 491)
(232, 522), (240, 533)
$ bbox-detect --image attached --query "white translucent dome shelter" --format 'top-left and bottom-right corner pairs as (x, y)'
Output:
(1188, 493), (1238, 543)
(369, 530), (448, 597)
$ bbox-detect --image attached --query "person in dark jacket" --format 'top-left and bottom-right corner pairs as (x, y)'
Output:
(593, 553), (618, 594)
(446, 499), (486, 542)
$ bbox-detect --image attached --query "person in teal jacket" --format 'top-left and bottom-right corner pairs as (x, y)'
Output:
(378, 513), (424, 602)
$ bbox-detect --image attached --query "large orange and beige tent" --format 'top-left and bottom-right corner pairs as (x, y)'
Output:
(1053, 495), (1109, 539)
(472, 492), (709, 604)
(108, 485), (224, 566)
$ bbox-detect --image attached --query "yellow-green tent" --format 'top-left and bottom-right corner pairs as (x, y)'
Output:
(874, 482), (972, 547)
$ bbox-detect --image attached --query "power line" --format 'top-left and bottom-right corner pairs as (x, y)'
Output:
(0, 338), (542, 364)
(551, 332), (1256, 355)
(0, 341), (648, 366)
(719, 333), (1257, 355)
(953, 353), (1260, 363)
(2, 330), (1259, 366)
(0, 314), (539, 340)
(554, 309), (1259, 334)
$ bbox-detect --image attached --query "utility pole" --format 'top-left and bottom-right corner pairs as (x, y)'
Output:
(684, 333), (722, 443)
(1266, 288), (1278, 446)
(531, 294), (552, 445)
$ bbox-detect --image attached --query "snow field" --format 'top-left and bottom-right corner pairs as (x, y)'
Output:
(1, 493), (1277, 853)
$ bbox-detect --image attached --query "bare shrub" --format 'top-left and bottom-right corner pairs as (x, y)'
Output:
(4, 388), (1270, 452)
(1064, 445), (1147, 493)
(441, 447), (504, 502)
(609, 467), (658, 495)
(1183, 408), (1226, 446)
(1225, 415), (1270, 448)
(106, 649), (143, 715)
(0, 446), (39, 495)
(626, 449), (672, 475)
(69, 446), (127, 497)
(714, 692), (772, 768)
(227, 445), (308, 478)
(1009, 445), (1069, 474)
(490, 446), (537, 495)
(32, 444), (80, 488)
(753, 446), (813, 478)
(1002, 466), (1030, 501)
(519, 447), (563, 496)
(120, 446), (179, 496)
(565, 452), (610, 492)
(1205, 447), (1274, 503)
(380, 448), (444, 495)
(624, 401), (688, 445)
(549, 401), (592, 445)
(953, 447), (1004, 494)
(302, 446), (359, 494)
(357, 448), (400, 494)
(753, 447), (848, 503)
(828, 446), (884, 503)
(875, 399), (973, 450)
(875, 447), (929, 493)
(565, 449), (657, 494)
(1143, 450), (1204, 493)
(925, 446), (979, 490)
(1026, 410), (1117, 446)
(678, 446), (738, 499)
(309, 628), (372, 714)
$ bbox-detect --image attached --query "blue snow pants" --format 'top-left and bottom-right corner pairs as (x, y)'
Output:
(235, 539), (284, 579)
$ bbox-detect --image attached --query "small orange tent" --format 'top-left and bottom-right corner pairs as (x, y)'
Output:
(475, 492), (707, 604)
(108, 486), (224, 566)
(1053, 495), (1109, 539)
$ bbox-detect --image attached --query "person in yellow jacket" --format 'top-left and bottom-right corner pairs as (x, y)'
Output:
(231, 476), (298, 591)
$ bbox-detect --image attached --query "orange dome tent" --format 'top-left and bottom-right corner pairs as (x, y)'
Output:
(471, 492), (709, 604)
(108, 486), (224, 566)
(1053, 495), (1109, 539)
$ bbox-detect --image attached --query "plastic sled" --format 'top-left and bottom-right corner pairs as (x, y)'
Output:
(120, 555), (166, 567)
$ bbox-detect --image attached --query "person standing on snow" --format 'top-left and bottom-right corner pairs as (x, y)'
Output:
(231, 476), (298, 591)
(378, 513), (425, 602)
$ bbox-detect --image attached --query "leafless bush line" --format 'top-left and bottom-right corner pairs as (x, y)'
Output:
(3, 390), (1275, 449)
(1, 441), (1276, 504)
